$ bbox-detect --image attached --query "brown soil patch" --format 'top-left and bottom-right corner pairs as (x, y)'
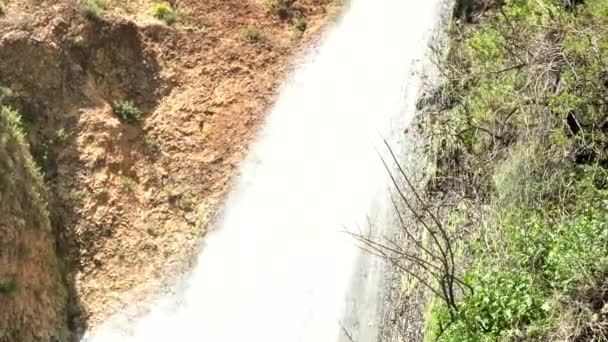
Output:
(0, 0), (342, 337)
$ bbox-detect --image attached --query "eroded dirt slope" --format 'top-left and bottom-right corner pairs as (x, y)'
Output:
(0, 0), (341, 337)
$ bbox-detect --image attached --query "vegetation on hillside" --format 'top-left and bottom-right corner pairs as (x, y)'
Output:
(79, 0), (108, 19)
(0, 86), (49, 228)
(150, 1), (181, 25)
(0, 87), (69, 340)
(416, 0), (608, 340)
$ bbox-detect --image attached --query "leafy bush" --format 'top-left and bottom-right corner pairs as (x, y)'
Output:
(421, 0), (608, 340)
(79, 0), (108, 19)
(437, 270), (549, 341)
(150, 1), (180, 25)
(112, 100), (141, 123)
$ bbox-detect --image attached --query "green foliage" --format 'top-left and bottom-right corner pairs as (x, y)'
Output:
(0, 281), (17, 294)
(432, 167), (608, 341)
(0, 95), (49, 228)
(465, 25), (506, 67)
(150, 1), (180, 25)
(70, 188), (88, 202)
(242, 25), (263, 41)
(424, 0), (608, 340)
(79, 0), (108, 19)
(0, 86), (12, 103)
(112, 100), (141, 123)
(1, 105), (25, 146)
(31, 138), (49, 171)
(54, 128), (68, 143)
(441, 270), (548, 341)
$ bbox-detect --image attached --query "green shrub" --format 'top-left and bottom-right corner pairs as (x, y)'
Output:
(0, 281), (17, 294)
(421, 0), (608, 340)
(438, 270), (549, 341)
(112, 100), (141, 123)
(242, 25), (263, 41)
(150, 1), (180, 25)
(79, 0), (108, 19)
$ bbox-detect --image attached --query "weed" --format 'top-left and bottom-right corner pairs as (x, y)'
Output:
(54, 128), (68, 144)
(112, 100), (141, 123)
(143, 134), (161, 157)
(242, 25), (263, 42)
(179, 193), (195, 211)
(150, 1), (180, 25)
(75, 225), (93, 239)
(70, 188), (87, 202)
(79, 0), (108, 19)
(121, 175), (137, 192)
(291, 17), (307, 39)
(31, 138), (49, 171)
(146, 223), (162, 237)
(0, 281), (17, 294)
(0, 86), (11, 102)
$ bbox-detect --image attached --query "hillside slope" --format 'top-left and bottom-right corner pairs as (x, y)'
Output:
(0, 90), (69, 342)
(419, 0), (608, 340)
(381, 0), (608, 341)
(0, 0), (341, 338)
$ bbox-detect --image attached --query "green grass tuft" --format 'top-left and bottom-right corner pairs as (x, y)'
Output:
(242, 25), (263, 42)
(79, 0), (108, 19)
(150, 1), (180, 25)
(0, 281), (17, 294)
(112, 100), (141, 124)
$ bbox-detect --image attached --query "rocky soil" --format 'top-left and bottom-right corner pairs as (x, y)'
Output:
(0, 0), (341, 338)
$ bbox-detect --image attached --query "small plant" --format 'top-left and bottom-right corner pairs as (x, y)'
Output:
(291, 17), (307, 39)
(54, 128), (68, 143)
(121, 175), (137, 192)
(75, 225), (93, 239)
(0, 281), (17, 294)
(79, 0), (108, 19)
(70, 188), (88, 202)
(179, 193), (195, 211)
(0, 0), (6, 16)
(242, 25), (263, 41)
(112, 100), (141, 123)
(146, 223), (162, 237)
(150, 1), (180, 25)
(0, 86), (12, 103)
(31, 138), (49, 171)
(263, 0), (296, 20)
